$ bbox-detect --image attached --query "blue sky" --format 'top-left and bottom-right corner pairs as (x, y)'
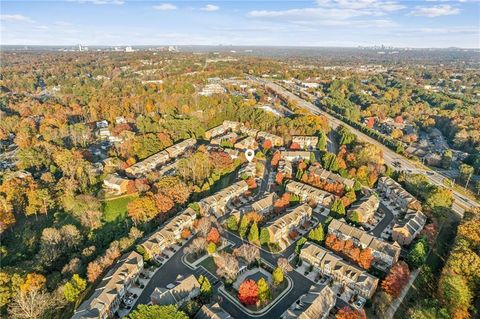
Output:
(1, 0), (479, 48)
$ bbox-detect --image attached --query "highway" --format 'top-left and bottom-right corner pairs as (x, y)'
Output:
(249, 76), (479, 219)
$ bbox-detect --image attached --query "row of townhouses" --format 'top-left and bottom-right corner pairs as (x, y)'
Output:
(286, 180), (335, 207)
(282, 284), (336, 319)
(347, 194), (380, 223)
(280, 151), (312, 163)
(205, 121), (284, 147)
(266, 203), (312, 248)
(292, 135), (319, 150)
(125, 138), (197, 177)
(199, 180), (249, 217)
(300, 242), (379, 299)
(307, 165), (355, 189)
(72, 252), (144, 319)
(377, 177), (427, 246)
(140, 208), (197, 258)
(328, 219), (401, 269)
(150, 274), (200, 307)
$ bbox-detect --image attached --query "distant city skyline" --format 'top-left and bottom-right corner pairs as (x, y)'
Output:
(1, 0), (479, 48)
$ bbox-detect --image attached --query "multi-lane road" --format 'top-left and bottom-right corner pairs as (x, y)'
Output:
(250, 76), (479, 219)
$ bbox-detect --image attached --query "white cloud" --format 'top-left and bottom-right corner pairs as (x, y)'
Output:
(153, 3), (177, 11)
(0, 14), (34, 23)
(67, 0), (124, 5)
(248, 0), (405, 21)
(410, 5), (460, 17)
(201, 4), (219, 12)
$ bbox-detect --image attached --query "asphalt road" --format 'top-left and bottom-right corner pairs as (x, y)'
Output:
(250, 77), (479, 219)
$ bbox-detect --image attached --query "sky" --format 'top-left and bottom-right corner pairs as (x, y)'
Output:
(1, 0), (479, 48)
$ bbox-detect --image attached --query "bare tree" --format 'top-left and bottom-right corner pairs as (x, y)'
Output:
(277, 257), (293, 273)
(196, 216), (213, 236)
(214, 252), (239, 282)
(234, 244), (260, 265)
(80, 210), (102, 230)
(184, 237), (207, 257)
(8, 289), (61, 319)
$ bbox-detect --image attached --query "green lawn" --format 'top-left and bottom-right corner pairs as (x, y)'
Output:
(102, 194), (138, 223)
(199, 256), (217, 274)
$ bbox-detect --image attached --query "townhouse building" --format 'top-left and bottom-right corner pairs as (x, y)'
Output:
(282, 285), (336, 319)
(377, 177), (422, 211)
(292, 135), (319, 150)
(347, 194), (380, 223)
(392, 210), (427, 246)
(200, 180), (249, 217)
(286, 180), (335, 207)
(266, 204), (312, 248)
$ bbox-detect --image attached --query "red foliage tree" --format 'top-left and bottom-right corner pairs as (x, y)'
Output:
(246, 177), (257, 189)
(207, 227), (221, 245)
(271, 151), (281, 167)
(290, 142), (301, 150)
(358, 248), (373, 270)
(381, 261), (411, 298)
(273, 193), (290, 213)
(238, 279), (259, 306)
(263, 140), (272, 150)
(336, 306), (367, 319)
(366, 117), (375, 129)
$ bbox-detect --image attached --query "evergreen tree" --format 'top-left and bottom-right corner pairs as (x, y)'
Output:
(260, 228), (271, 246)
(239, 215), (250, 238)
(248, 222), (259, 244)
(317, 132), (327, 151)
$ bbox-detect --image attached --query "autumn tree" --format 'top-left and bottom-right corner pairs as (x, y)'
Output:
(336, 306), (367, 319)
(128, 304), (188, 319)
(20, 273), (46, 294)
(248, 222), (259, 244)
(184, 237), (207, 258)
(214, 252), (239, 282)
(226, 215), (238, 231)
(438, 274), (473, 319)
(63, 274), (87, 303)
(8, 288), (60, 319)
(197, 275), (212, 303)
(234, 244), (259, 265)
(407, 239), (428, 268)
(153, 193), (174, 216)
(238, 279), (259, 306)
(127, 196), (158, 225)
(257, 278), (270, 302)
(381, 261), (411, 298)
(272, 267), (284, 285)
(260, 228), (271, 246)
(0, 196), (15, 233)
(358, 248), (373, 270)
(207, 227), (221, 245)
(238, 215), (250, 238)
(277, 257), (293, 273)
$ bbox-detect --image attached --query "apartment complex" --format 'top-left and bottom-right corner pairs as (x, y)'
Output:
(300, 243), (379, 299)
(72, 252), (144, 319)
(280, 151), (312, 162)
(250, 192), (278, 218)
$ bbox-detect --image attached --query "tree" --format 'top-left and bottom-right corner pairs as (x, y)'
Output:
(0, 196), (15, 233)
(207, 227), (221, 245)
(381, 261), (411, 298)
(317, 132), (327, 151)
(260, 228), (271, 245)
(63, 274), (87, 303)
(8, 289), (60, 319)
(197, 275), (212, 303)
(226, 216), (238, 231)
(358, 248), (373, 270)
(330, 199), (346, 217)
(458, 164), (474, 184)
(238, 215), (250, 238)
(277, 257), (293, 273)
(407, 240), (427, 268)
(438, 274), (472, 319)
(335, 306), (366, 319)
(86, 260), (103, 283)
(128, 304), (188, 319)
(207, 242), (216, 254)
(214, 252), (239, 282)
(26, 189), (54, 216)
(153, 193), (174, 215)
(290, 142), (301, 150)
(263, 140), (272, 150)
(184, 237), (207, 258)
(248, 222), (259, 244)
(257, 278), (270, 302)
(20, 273), (46, 294)
(441, 150), (453, 169)
(238, 280), (258, 306)
(272, 267), (284, 285)
(127, 197), (158, 225)
(234, 244), (260, 265)
(295, 237), (307, 254)
(426, 187), (453, 217)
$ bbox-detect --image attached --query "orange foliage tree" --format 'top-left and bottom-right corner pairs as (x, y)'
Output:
(381, 261), (411, 298)
(246, 177), (257, 189)
(336, 306), (367, 319)
(181, 228), (191, 239)
(273, 193), (290, 214)
(271, 151), (281, 166)
(207, 227), (221, 245)
(20, 273), (46, 293)
(238, 279), (259, 306)
(290, 142), (301, 150)
(263, 140), (272, 150)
